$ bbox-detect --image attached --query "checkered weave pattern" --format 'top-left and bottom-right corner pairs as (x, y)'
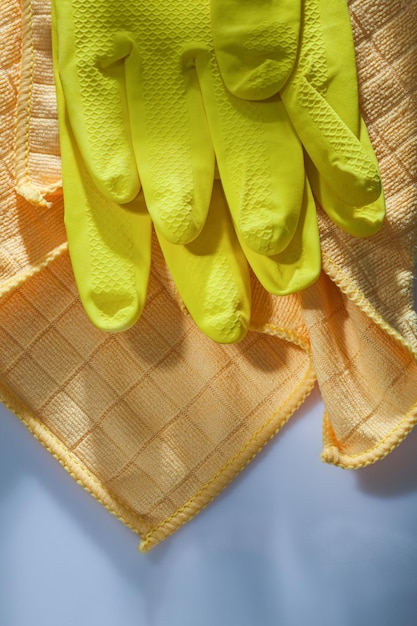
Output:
(0, 0), (66, 294)
(1, 0), (315, 551)
(14, 0), (61, 206)
(319, 0), (417, 349)
(0, 246), (313, 549)
(0, 0), (416, 549)
(302, 0), (417, 467)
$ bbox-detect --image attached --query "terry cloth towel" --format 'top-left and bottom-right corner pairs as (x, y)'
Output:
(0, 0), (416, 551)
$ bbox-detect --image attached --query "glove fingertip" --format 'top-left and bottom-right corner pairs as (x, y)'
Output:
(96, 171), (141, 207)
(84, 289), (145, 333)
(197, 309), (250, 344)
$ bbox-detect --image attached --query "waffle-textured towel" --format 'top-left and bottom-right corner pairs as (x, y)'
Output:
(0, 0), (416, 550)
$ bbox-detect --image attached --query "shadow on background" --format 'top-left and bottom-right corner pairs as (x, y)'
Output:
(356, 422), (417, 498)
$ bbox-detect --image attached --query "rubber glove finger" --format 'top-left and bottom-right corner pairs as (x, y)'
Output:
(125, 8), (215, 246)
(281, 0), (382, 209)
(61, 130), (152, 333)
(53, 37), (152, 332)
(157, 180), (251, 344)
(197, 57), (305, 257)
(281, 78), (382, 209)
(239, 178), (321, 295)
(306, 120), (385, 237)
(53, 0), (140, 204)
(211, 0), (301, 99)
(303, 0), (385, 235)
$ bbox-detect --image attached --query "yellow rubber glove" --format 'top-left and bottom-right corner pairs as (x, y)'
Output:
(52, 14), (253, 343)
(52, 3), (321, 339)
(211, 0), (386, 237)
(53, 0), (320, 261)
(51, 0), (325, 338)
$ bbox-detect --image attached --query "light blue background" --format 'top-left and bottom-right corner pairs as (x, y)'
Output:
(1, 384), (417, 626)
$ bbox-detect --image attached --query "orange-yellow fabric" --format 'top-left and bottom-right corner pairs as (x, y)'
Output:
(0, 0), (416, 551)
(13, 0), (61, 208)
(1, 0), (66, 294)
(1, 0), (314, 551)
(301, 0), (417, 467)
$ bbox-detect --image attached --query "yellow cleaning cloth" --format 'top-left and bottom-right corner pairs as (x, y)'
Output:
(0, 0), (416, 551)
(1, 0), (315, 551)
(302, 0), (417, 467)
(1, 0), (66, 293)
(13, 0), (61, 208)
